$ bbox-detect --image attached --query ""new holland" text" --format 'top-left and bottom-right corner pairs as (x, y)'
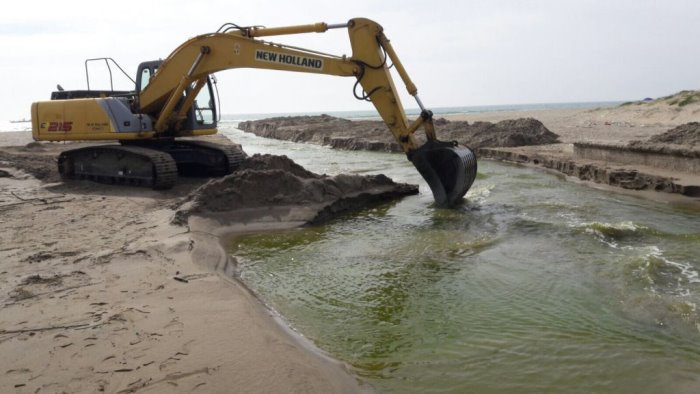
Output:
(255, 50), (323, 70)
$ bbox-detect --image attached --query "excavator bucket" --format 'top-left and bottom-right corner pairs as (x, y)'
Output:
(410, 140), (478, 207)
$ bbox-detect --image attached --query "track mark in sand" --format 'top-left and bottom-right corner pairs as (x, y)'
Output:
(159, 355), (182, 371)
(166, 367), (212, 381)
(163, 317), (184, 335)
(159, 338), (197, 371)
(5, 368), (31, 375)
(125, 367), (212, 392)
(127, 377), (143, 387)
(0, 322), (91, 334)
(22, 250), (81, 264)
(126, 307), (150, 314)
(177, 273), (215, 282)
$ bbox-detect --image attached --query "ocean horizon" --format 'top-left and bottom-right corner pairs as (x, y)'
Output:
(220, 100), (622, 123)
(1, 100), (622, 132)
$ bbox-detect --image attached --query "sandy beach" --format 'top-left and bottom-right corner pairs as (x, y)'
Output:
(1, 99), (698, 392)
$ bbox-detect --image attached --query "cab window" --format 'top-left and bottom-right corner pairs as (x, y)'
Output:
(140, 68), (151, 90)
(193, 81), (215, 125)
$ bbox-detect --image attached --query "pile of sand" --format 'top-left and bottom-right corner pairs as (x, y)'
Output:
(174, 154), (418, 224)
(626, 122), (700, 157)
(646, 122), (700, 146)
(436, 117), (560, 148)
(238, 115), (559, 151)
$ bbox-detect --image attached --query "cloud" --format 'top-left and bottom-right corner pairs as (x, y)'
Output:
(2, 0), (699, 120)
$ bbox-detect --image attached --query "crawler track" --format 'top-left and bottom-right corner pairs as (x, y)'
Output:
(58, 145), (178, 189)
(57, 140), (247, 190)
(167, 140), (246, 175)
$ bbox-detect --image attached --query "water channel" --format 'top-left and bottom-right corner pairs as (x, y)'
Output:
(222, 125), (700, 393)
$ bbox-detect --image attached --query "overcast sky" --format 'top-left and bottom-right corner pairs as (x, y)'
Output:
(1, 0), (698, 120)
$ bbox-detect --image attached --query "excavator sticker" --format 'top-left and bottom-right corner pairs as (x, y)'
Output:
(254, 49), (323, 70)
(42, 122), (73, 132)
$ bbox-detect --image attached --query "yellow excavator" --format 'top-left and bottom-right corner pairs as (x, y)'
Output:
(31, 18), (477, 206)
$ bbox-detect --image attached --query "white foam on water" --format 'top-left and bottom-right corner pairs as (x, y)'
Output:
(634, 245), (699, 297)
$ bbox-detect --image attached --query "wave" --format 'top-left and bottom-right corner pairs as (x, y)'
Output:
(584, 221), (652, 238)
(576, 221), (700, 248)
(572, 221), (659, 248)
(625, 246), (700, 297)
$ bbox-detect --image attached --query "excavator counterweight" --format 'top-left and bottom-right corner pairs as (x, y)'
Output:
(31, 18), (477, 207)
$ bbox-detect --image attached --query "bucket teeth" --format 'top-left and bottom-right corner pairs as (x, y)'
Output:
(410, 141), (477, 207)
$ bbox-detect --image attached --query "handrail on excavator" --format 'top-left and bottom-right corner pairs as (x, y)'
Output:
(84, 58), (135, 91)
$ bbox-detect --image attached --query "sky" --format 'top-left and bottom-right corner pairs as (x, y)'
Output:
(1, 0), (698, 120)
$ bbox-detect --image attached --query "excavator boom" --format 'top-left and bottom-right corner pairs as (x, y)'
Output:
(31, 18), (477, 206)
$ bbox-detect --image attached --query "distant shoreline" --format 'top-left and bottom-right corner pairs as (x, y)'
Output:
(0, 101), (623, 132)
(219, 100), (623, 122)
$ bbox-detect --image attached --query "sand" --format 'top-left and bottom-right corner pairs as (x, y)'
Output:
(0, 134), (373, 393)
(1, 97), (698, 392)
(443, 97), (700, 145)
(238, 115), (559, 152)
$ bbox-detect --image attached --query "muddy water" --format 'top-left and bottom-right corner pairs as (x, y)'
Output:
(222, 126), (700, 393)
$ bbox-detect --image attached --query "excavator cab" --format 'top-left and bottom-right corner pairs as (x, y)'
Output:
(136, 60), (217, 133)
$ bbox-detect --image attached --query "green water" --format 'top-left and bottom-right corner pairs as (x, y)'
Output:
(223, 127), (700, 393)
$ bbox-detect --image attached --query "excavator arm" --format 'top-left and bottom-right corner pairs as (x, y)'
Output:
(141, 19), (422, 150)
(139, 18), (477, 205)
